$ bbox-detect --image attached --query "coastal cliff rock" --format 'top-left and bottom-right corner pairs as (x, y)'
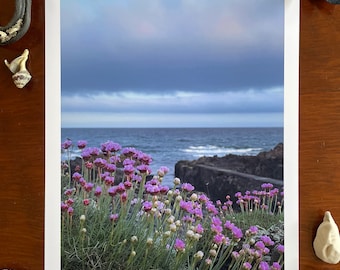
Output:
(174, 143), (283, 202)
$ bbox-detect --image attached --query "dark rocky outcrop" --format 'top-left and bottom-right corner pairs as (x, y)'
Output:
(174, 143), (283, 202)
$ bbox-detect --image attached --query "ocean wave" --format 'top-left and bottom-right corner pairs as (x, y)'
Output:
(182, 145), (262, 157)
(61, 149), (82, 161)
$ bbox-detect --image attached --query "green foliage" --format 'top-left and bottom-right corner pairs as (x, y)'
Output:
(61, 140), (284, 270)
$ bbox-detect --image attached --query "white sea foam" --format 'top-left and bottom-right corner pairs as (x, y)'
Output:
(61, 149), (82, 161)
(182, 145), (262, 157)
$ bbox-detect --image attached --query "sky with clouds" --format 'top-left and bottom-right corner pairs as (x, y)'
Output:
(61, 0), (284, 128)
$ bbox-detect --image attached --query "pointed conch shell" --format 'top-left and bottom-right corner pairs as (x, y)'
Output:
(4, 49), (32, 88)
(313, 211), (340, 264)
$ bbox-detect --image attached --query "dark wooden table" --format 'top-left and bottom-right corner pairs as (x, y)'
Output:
(0, 0), (45, 269)
(1, 0), (340, 269)
(300, 0), (340, 268)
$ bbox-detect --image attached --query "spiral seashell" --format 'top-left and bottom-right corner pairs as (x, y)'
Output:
(4, 49), (31, 88)
(313, 211), (340, 264)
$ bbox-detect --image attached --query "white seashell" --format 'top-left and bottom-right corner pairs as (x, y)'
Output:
(313, 211), (340, 264)
(4, 49), (31, 88)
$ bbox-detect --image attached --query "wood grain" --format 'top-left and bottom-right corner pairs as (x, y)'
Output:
(0, 0), (45, 269)
(300, 0), (340, 268)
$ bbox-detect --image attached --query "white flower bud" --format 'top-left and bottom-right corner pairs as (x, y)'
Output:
(209, 249), (217, 257)
(175, 195), (183, 202)
(194, 251), (204, 260)
(167, 216), (175, 224)
(170, 223), (177, 232)
(186, 230), (195, 239)
(190, 193), (198, 201)
(173, 177), (181, 185)
(146, 237), (153, 246)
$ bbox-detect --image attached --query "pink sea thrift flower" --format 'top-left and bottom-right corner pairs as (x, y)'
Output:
(182, 215), (195, 223)
(123, 164), (135, 176)
(101, 141), (121, 153)
(84, 182), (94, 192)
(116, 183), (126, 194)
(137, 164), (151, 174)
(66, 198), (74, 206)
(61, 139), (72, 150)
(261, 235), (274, 246)
(143, 201), (153, 212)
(94, 186), (102, 197)
(261, 183), (273, 190)
(231, 251), (240, 260)
(259, 261), (270, 270)
(195, 223), (204, 234)
(94, 158), (107, 168)
(157, 166), (169, 177)
(206, 202), (218, 215)
(110, 213), (119, 222)
(85, 162), (93, 169)
(211, 224), (223, 234)
(81, 149), (92, 160)
(180, 200), (193, 213)
(79, 177), (86, 187)
(61, 202), (68, 212)
(104, 176), (115, 186)
(242, 262), (252, 270)
(271, 262), (281, 270)
(72, 172), (82, 181)
(137, 152), (153, 165)
(277, 244), (284, 254)
(77, 140), (87, 149)
(181, 183), (195, 192)
(87, 147), (100, 156)
(160, 185), (169, 194)
(83, 199), (90, 206)
(110, 155), (121, 164)
(213, 233), (225, 245)
(174, 239), (185, 252)
(193, 207), (203, 219)
(108, 186), (117, 197)
(212, 216), (222, 226)
(132, 174), (142, 183)
(255, 241), (266, 251)
(146, 184), (160, 195)
(124, 181), (132, 189)
(232, 226), (243, 240)
(105, 163), (116, 173)
(248, 225), (258, 235)
(120, 192), (127, 203)
(198, 194), (209, 203)
(64, 188), (75, 197)
(67, 207), (74, 216)
(122, 147), (137, 157)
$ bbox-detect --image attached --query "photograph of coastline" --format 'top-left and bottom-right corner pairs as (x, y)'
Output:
(60, 1), (284, 269)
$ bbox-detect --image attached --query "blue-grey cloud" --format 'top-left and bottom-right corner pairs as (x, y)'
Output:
(61, 87), (283, 114)
(61, 0), (284, 95)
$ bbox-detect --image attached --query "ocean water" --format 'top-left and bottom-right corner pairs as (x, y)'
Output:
(61, 128), (283, 186)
